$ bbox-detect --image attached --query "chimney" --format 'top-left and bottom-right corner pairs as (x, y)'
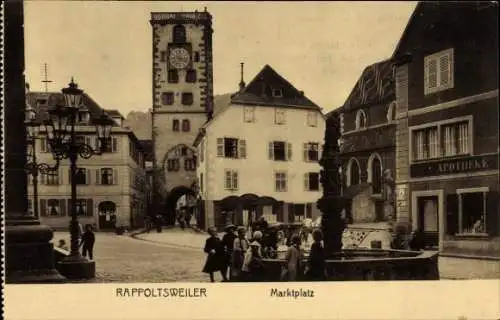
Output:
(299, 90), (304, 96)
(239, 62), (246, 91)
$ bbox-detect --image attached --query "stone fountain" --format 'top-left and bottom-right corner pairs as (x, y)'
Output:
(261, 112), (439, 281)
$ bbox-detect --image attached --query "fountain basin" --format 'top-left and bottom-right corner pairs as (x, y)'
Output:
(261, 249), (439, 281)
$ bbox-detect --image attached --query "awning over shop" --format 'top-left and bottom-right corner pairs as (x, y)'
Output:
(219, 194), (281, 209)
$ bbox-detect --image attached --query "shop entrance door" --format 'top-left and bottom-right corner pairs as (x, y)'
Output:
(417, 196), (439, 248)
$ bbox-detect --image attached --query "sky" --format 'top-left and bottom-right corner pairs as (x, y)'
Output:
(24, 1), (417, 116)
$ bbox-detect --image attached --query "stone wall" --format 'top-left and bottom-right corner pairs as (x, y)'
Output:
(395, 64), (411, 224)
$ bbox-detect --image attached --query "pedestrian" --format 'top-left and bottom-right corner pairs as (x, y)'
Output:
(231, 226), (250, 281)
(221, 224), (237, 281)
(80, 224), (96, 260)
(243, 231), (266, 282)
(282, 235), (304, 281)
(305, 229), (327, 281)
(57, 239), (69, 251)
(409, 227), (425, 251)
(155, 214), (163, 233)
(202, 226), (227, 282)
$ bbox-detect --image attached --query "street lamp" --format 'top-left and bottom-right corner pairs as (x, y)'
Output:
(45, 78), (114, 279)
(24, 105), (60, 219)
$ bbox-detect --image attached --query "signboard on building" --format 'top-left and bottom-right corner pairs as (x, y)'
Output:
(410, 154), (498, 178)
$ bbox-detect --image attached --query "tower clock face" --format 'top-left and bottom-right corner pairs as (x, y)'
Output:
(169, 48), (190, 69)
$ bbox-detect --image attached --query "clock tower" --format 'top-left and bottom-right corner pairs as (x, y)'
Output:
(150, 10), (213, 225)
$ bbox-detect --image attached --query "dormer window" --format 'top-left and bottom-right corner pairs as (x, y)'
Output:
(355, 109), (367, 130)
(77, 108), (90, 124)
(272, 88), (283, 98)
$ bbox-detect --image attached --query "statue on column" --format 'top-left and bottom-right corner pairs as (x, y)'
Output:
(383, 169), (396, 229)
(317, 112), (345, 256)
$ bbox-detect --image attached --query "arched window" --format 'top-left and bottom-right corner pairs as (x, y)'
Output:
(355, 109), (367, 130)
(182, 119), (190, 132)
(347, 158), (360, 187)
(371, 158), (382, 194)
(387, 101), (396, 123)
(98, 201), (116, 215)
(173, 25), (186, 43)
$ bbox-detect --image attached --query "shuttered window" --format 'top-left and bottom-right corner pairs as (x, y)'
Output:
(424, 48), (454, 95)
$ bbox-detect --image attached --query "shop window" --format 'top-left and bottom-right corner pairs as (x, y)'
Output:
(458, 190), (487, 235)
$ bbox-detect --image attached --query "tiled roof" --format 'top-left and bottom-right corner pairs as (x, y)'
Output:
(342, 59), (395, 111)
(231, 64), (321, 110)
(26, 91), (117, 126)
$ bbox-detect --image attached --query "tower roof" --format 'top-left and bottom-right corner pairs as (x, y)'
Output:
(341, 59), (395, 111)
(230, 64), (321, 110)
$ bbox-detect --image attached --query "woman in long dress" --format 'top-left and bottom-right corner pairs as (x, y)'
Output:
(202, 226), (227, 282)
(283, 235), (303, 281)
(230, 226), (249, 281)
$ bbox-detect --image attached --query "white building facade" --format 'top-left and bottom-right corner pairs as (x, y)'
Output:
(26, 92), (148, 231)
(194, 65), (325, 230)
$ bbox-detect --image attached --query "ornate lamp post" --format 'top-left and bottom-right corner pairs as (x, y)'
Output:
(25, 105), (60, 219)
(317, 112), (346, 256)
(45, 78), (114, 279)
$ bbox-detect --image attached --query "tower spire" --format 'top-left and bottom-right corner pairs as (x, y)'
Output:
(41, 63), (53, 92)
(239, 62), (246, 91)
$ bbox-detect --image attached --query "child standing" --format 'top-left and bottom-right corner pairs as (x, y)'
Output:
(306, 229), (327, 281)
(80, 224), (95, 260)
(202, 226), (227, 282)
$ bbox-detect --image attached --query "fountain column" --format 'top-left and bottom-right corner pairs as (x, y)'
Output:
(317, 112), (345, 255)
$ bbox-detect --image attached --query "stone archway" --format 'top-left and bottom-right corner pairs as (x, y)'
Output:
(163, 185), (196, 226)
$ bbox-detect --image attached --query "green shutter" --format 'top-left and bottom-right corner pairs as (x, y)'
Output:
(268, 142), (274, 160)
(113, 138), (118, 152)
(287, 143), (292, 160)
(303, 143), (308, 162)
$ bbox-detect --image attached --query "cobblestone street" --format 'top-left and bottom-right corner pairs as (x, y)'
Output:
(53, 231), (209, 283)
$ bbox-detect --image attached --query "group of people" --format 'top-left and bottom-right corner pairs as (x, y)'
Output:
(57, 223), (96, 260)
(201, 220), (328, 282)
